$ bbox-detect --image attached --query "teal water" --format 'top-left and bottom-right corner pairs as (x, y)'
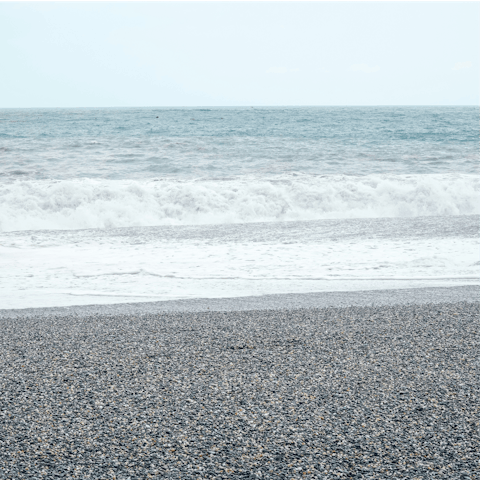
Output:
(0, 107), (477, 181)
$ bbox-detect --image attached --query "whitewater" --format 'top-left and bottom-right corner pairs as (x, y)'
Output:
(0, 106), (478, 309)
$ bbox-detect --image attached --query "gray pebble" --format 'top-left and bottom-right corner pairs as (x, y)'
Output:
(0, 300), (479, 479)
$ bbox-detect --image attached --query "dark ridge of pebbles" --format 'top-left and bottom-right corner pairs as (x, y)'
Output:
(1, 301), (479, 479)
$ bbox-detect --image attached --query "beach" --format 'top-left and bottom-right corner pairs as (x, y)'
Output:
(1, 107), (478, 478)
(2, 4), (479, 477)
(1, 288), (479, 479)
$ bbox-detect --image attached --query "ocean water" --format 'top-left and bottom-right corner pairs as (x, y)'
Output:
(0, 107), (478, 309)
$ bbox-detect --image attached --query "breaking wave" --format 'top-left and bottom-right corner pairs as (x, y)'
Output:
(1, 174), (478, 232)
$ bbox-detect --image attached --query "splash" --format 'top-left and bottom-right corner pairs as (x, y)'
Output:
(1, 174), (478, 232)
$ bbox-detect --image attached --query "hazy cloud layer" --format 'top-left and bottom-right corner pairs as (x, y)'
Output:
(266, 67), (300, 74)
(453, 61), (473, 71)
(0, 2), (478, 106)
(350, 64), (381, 74)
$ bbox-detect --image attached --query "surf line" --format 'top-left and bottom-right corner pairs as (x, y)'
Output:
(72, 270), (480, 281)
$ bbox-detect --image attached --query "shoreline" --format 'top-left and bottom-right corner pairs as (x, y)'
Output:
(1, 296), (479, 478)
(1, 284), (478, 318)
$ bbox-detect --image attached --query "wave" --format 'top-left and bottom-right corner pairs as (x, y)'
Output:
(0, 174), (478, 232)
(71, 269), (479, 281)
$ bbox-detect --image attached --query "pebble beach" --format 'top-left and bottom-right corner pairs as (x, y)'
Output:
(1, 289), (479, 479)
(1, 13), (479, 480)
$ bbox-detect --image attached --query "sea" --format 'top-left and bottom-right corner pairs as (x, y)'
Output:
(0, 106), (478, 309)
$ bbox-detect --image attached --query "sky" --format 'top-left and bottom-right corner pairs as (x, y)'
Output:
(1, 2), (478, 108)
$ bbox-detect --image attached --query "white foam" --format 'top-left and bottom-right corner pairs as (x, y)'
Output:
(1, 230), (478, 309)
(72, 269), (479, 281)
(1, 173), (478, 232)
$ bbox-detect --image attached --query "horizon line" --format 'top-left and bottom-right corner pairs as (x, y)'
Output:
(1, 104), (478, 109)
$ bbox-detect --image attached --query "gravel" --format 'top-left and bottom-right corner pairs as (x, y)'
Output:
(1, 299), (479, 479)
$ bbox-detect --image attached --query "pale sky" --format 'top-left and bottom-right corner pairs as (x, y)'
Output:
(1, 2), (478, 107)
